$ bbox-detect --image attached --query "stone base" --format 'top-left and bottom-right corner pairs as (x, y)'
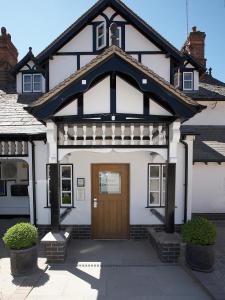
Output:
(41, 227), (71, 263)
(147, 227), (181, 263)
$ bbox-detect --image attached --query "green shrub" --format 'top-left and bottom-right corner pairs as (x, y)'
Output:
(3, 223), (38, 250)
(181, 217), (216, 246)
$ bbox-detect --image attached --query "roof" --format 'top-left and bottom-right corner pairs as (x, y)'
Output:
(184, 73), (225, 101)
(36, 0), (184, 64)
(30, 45), (201, 111)
(0, 90), (46, 135)
(11, 47), (35, 75)
(182, 125), (225, 162)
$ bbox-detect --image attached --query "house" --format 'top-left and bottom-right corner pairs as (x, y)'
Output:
(0, 0), (224, 239)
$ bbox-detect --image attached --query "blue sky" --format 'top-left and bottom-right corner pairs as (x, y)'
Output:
(0, 0), (224, 81)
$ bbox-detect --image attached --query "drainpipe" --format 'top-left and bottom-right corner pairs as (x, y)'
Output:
(180, 139), (188, 223)
(30, 140), (37, 226)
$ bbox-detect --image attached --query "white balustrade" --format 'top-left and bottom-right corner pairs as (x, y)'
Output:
(59, 124), (167, 147)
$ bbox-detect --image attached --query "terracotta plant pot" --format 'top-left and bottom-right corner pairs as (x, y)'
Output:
(10, 244), (38, 276)
(185, 243), (215, 272)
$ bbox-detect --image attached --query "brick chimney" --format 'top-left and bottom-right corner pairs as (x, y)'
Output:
(182, 26), (206, 67)
(0, 27), (18, 92)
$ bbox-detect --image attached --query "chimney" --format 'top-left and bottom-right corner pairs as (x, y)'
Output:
(182, 26), (206, 67)
(0, 27), (18, 92)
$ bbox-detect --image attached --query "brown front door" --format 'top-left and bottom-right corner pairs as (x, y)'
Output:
(91, 164), (129, 239)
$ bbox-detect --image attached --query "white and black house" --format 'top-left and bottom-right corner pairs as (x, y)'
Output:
(0, 0), (225, 240)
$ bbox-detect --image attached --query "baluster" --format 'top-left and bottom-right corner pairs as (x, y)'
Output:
(130, 125), (134, 145)
(158, 125), (163, 145)
(83, 125), (87, 145)
(73, 125), (77, 145)
(64, 125), (69, 145)
(162, 127), (167, 145)
(102, 124), (106, 145)
(121, 124), (125, 145)
(8, 141), (12, 155)
(140, 125), (144, 145)
(111, 124), (115, 145)
(92, 125), (96, 145)
(149, 125), (153, 145)
(22, 141), (25, 155)
(15, 141), (19, 155)
(1, 141), (4, 155)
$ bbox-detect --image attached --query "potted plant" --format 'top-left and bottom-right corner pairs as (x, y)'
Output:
(181, 217), (216, 272)
(3, 223), (38, 276)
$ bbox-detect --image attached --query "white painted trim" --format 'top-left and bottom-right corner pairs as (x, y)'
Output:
(96, 22), (106, 50)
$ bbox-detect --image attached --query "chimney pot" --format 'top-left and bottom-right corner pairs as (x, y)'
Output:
(192, 26), (197, 32)
(1, 27), (6, 35)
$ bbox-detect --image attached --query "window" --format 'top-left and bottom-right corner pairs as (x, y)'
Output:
(148, 164), (166, 207)
(183, 72), (193, 90)
(46, 164), (73, 207)
(96, 22), (106, 50)
(99, 171), (121, 194)
(23, 74), (42, 93)
(109, 26), (122, 48)
(60, 165), (73, 207)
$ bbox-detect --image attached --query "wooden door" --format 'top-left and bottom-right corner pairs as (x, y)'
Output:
(91, 164), (129, 239)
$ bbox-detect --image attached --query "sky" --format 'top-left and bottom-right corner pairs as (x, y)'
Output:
(0, 0), (224, 81)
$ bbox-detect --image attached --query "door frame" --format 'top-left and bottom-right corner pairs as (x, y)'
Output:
(91, 163), (130, 239)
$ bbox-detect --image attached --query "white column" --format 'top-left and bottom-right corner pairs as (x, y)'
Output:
(169, 120), (181, 163)
(102, 124), (106, 145)
(130, 125), (134, 145)
(121, 125), (125, 145)
(149, 125), (153, 145)
(46, 120), (58, 163)
(140, 125), (144, 145)
(92, 125), (96, 145)
(83, 125), (87, 145)
(64, 125), (69, 145)
(73, 125), (77, 145)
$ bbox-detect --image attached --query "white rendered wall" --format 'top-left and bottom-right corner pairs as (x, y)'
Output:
(35, 141), (50, 225)
(149, 99), (172, 116)
(80, 55), (97, 68)
(60, 26), (93, 52)
(49, 56), (77, 89)
(83, 76), (110, 114)
(142, 54), (170, 81)
(16, 73), (22, 93)
(54, 98), (78, 116)
(192, 163), (225, 213)
(0, 160), (29, 215)
(193, 70), (199, 90)
(125, 25), (159, 51)
(184, 101), (225, 125)
(116, 76), (143, 114)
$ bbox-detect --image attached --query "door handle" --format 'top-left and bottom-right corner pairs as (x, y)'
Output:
(93, 198), (98, 208)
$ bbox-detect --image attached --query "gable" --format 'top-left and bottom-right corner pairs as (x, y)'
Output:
(149, 99), (172, 116)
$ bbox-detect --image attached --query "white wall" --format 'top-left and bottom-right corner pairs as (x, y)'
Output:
(116, 76), (143, 114)
(192, 163), (225, 213)
(142, 54), (170, 81)
(83, 76), (110, 114)
(54, 98), (78, 116)
(49, 55), (77, 89)
(35, 141), (50, 225)
(149, 99), (172, 116)
(185, 101), (225, 125)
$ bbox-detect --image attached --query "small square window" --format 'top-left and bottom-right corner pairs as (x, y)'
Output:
(23, 73), (42, 93)
(183, 72), (193, 90)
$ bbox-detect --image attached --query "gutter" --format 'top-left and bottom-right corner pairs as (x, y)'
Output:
(180, 139), (188, 223)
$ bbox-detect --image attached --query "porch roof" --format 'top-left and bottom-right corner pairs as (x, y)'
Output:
(30, 46), (200, 111)
(0, 90), (46, 136)
(182, 125), (225, 162)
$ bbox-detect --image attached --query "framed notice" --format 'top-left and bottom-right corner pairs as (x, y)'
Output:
(77, 178), (85, 187)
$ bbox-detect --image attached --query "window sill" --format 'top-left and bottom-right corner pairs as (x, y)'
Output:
(145, 206), (165, 208)
(44, 206), (76, 209)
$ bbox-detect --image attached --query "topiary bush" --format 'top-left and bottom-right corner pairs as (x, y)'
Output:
(181, 217), (216, 246)
(3, 223), (38, 250)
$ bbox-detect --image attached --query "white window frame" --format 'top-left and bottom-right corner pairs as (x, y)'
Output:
(96, 22), (106, 50)
(33, 74), (42, 92)
(23, 74), (32, 92)
(23, 73), (42, 93)
(148, 164), (166, 207)
(109, 26), (122, 48)
(183, 72), (193, 91)
(60, 164), (73, 207)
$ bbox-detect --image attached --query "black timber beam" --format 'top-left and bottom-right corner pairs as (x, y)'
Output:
(49, 163), (60, 233)
(165, 163), (176, 233)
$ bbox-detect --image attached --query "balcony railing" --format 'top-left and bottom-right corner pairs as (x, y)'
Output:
(0, 141), (28, 156)
(58, 123), (168, 147)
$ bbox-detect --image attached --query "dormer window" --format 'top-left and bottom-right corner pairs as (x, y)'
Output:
(23, 73), (42, 93)
(96, 22), (106, 50)
(183, 72), (193, 91)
